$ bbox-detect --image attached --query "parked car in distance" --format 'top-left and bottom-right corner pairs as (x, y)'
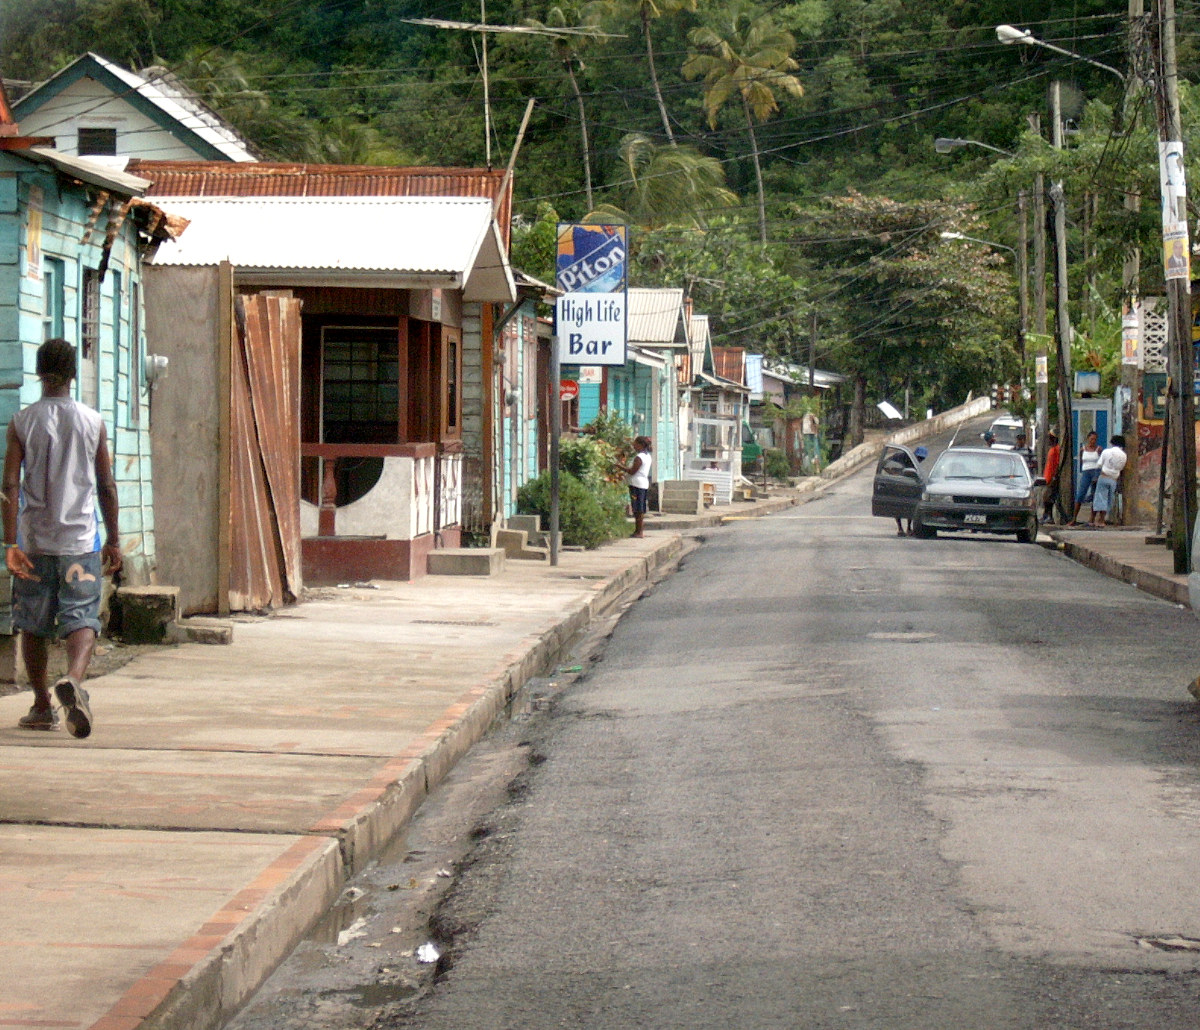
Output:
(984, 416), (1034, 453)
(912, 446), (1045, 543)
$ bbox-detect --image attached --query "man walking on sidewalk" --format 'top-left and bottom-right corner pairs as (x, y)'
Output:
(3, 339), (122, 737)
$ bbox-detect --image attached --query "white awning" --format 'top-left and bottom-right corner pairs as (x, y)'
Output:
(148, 195), (515, 301)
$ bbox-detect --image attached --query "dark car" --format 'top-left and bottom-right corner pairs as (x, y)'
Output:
(912, 446), (1044, 542)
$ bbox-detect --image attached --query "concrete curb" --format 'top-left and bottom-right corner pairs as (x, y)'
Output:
(1049, 533), (1189, 606)
(137, 534), (686, 1030)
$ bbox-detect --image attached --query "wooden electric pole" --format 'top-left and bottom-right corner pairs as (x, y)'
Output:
(1152, 0), (1196, 570)
(1050, 81), (1076, 515)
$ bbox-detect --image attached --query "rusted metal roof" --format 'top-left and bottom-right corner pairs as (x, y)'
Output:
(713, 346), (746, 385)
(128, 160), (512, 244)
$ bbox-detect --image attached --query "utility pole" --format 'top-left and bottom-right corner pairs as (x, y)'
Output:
(1121, 0), (1145, 525)
(1028, 115), (1049, 468)
(1017, 189), (1030, 437)
(1050, 81), (1076, 514)
(808, 310), (817, 393)
(1152, 0), (1196, 570)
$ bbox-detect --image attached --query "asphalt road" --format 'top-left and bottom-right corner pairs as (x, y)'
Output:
(232, 420), (1200, 1029)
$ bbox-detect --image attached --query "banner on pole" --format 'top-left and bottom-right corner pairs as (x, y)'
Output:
(1122, 305), (1139, 366)
(555, 224), (628, 367)
(1159, 141), (1191, 284)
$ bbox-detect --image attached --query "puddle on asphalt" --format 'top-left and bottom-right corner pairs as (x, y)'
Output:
(318, 981), (419, 1007)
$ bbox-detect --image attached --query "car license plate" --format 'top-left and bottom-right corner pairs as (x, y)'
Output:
(964, 513), (988, 525)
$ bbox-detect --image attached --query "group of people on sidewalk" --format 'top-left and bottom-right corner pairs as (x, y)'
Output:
(1039, 428), (1128, 529)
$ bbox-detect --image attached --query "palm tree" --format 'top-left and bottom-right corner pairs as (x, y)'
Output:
(524, 7), (605, 210)
(587, 0), (697, 145)
(585, 132), (737, 229)
(683, 7), (803, 244)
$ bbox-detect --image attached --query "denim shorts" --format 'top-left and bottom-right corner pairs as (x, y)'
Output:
(1075, 467), (1100, 505)
(1092, 475), (1118, 513)
(13, 552), (103, 638)
(629, 486), (649, 515)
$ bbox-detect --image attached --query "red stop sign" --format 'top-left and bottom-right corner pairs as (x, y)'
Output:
(559, 379), (579, 401)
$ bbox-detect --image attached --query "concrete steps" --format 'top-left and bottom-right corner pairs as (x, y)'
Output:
(494, 528), (549, 562)
(506, 514), (561, 551)
(427, 547), (505, 576)
(659, 479), (704, 515)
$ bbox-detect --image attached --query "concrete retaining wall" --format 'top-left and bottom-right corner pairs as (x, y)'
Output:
(821, 396), (993, 480)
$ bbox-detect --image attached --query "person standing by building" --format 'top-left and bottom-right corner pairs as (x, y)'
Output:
(1090, 434), (1127, 528)
(1071, 430), (1103, 525)
(4, 338), (121, 737)
(626, 435), (652, 539)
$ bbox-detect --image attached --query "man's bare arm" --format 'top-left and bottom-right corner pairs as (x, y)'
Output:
(94, 424), (122, 573)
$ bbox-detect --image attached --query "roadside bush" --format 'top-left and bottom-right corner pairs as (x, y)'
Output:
(559, 435), (613, 490)
(517, 470), (632, 549)
(763, 447), (792, 482)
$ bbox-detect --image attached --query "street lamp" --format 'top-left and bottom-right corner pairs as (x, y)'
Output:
(934, 137), (1014, 157)
(940, 231), (1015, 254)
(995, 23), (1125, 82)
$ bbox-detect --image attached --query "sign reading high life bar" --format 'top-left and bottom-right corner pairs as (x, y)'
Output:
(555, 223), (628, 366)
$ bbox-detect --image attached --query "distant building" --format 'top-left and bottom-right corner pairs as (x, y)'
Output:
(10, 52), (256, 163)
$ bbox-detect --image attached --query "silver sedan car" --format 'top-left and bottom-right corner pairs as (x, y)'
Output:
(912, 447), (1044, 543)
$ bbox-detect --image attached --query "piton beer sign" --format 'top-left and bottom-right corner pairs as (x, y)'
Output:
(555, 224), (628, 367)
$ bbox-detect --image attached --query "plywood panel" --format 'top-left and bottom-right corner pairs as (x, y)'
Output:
(144, 266), (222, 614)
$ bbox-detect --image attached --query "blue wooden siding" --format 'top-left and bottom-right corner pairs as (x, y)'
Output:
(0, 160), (155, 579)
(499, 301), (542, 517)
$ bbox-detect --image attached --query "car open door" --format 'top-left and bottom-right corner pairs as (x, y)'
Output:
(871, 444), (925, 521)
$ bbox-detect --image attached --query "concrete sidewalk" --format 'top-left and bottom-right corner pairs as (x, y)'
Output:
(1046, 526), (1190, 607)
(0, 490), (806, 1030)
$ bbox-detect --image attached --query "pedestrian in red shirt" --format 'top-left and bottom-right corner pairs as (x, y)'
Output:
(1040, 430), (1061, 524)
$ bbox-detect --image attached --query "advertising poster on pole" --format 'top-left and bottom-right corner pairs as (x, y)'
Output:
(1159, 141), (1191, 284)
(1122, 305), (1139, 366)
(555, 224), (628, 366)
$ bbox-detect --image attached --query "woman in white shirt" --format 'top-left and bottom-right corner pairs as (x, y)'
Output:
(626, 436), (653, 538)
(1071, 430), (1102, 525)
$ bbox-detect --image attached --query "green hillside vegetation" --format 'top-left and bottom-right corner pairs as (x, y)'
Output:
(3, 0), (1196, 416)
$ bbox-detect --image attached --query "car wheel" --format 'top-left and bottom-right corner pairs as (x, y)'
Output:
(913, 521), (936, 539)
(1016, 519), (1037, 544)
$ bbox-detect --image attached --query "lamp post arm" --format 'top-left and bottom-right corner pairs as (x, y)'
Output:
(1031, 38), (1126, 82)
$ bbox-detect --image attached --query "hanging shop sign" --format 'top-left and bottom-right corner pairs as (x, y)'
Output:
(555, 224), (628, 366)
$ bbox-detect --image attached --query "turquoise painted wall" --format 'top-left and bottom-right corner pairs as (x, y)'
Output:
(0, 159), (155, 579)
(500, 301), (542, 517)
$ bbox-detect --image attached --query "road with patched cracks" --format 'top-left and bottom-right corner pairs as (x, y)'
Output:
(231, 436), (1200, 1029)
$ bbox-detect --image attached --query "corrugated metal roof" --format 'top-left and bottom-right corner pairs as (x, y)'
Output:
(149, 196), (515, 300)
(26, 146), (150, 195)
(128, 160), (512, 244)
(628, 287), (688, 347)
(713, 346), (746, 385)
(762, 360), (847, 389)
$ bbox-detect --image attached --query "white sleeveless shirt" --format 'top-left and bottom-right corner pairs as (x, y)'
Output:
(13, 396), (103, 555)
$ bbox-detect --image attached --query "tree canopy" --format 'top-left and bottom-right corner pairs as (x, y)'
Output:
(4, 0), (1195, 411)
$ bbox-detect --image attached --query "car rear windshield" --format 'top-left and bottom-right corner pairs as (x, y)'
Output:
(929, 452), (1029, 483)
(989, 423), (1021, 446)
